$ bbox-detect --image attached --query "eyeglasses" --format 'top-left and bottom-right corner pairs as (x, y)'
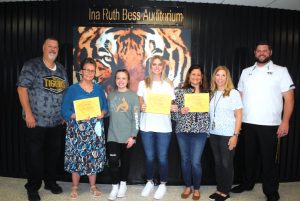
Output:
(82, 69), (95, 74)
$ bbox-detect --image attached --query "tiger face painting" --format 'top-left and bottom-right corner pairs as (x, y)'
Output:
(73, 27), (191, 93)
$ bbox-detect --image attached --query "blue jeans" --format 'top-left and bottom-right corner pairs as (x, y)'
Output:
(176, 132), (207, 189)
(140, 131), (172, 182)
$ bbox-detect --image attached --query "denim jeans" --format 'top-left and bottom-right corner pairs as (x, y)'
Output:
(176, 132), (207, 190)
(140, 131), (172, 182)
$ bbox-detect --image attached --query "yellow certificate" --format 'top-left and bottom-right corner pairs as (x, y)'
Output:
(184, 93), (209, 112)
(146, 93), (172, 115)
(73, 97), (101, 121)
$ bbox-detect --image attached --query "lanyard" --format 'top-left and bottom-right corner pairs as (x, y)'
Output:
(213, 91), (223, 118)
(212, 91), (223, 130)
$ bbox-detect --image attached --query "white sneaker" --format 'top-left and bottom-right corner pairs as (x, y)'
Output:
(141, 181), (154, 197)
(153, 184), (166, 200)
(108, 184), (119, 200)
(117, 181), (127, 198)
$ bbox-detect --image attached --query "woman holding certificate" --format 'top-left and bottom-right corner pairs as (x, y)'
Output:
(137, 55), (177, 200)
(172, 65), (209, 200)
(107, 69), (140, 200)
(208, 66), (242, 201)
(61, 57), (108, 199)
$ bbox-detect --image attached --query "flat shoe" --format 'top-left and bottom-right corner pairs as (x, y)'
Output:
(90, 185), (101, 198)
(192, 191), (201, 200)
(209, 192), (220, 200)
(181, 188), (192, 199)
(70, 186), (78, 200)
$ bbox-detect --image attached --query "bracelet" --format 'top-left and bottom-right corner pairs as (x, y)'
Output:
(131, 136), (137, 140)
(233, 133), (239, 137)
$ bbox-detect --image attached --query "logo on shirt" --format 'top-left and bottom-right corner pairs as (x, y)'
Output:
(116, 98), (129, 112)
(43, 76), (66, 94)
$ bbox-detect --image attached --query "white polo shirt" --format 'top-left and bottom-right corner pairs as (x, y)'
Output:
(237, 61), (295, 126)
(137, 80), (175, 132)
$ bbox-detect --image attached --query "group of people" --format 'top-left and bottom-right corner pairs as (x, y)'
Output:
(17, 38), (294, 201)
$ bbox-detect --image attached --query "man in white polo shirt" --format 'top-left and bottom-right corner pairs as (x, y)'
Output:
(231, 41), (295, 201)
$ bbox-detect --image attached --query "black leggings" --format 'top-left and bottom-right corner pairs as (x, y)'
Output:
(209, 134), (235, 194)
(107, 141), (134, 184)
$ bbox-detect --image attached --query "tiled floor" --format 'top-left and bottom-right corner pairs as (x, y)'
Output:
(0, 176), (299, 201)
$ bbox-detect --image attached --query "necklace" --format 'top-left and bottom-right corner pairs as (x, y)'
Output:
(212, 91), (223, 130)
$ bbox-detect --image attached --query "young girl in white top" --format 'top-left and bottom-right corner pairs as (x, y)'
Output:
(137, 55), (177, 200)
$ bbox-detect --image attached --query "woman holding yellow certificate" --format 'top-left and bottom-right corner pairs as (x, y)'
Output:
(61, 58), (108, 199)
(172, 65), (209, 200)
(137, 55), (177, 200)
(208, 66), (242, 201)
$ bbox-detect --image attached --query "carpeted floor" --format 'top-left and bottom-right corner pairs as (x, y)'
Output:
(0, 176), (299, 201)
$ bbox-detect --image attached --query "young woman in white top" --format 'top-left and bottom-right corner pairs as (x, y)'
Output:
(137, 55), (177, 200)
(209, 66), (243, 201)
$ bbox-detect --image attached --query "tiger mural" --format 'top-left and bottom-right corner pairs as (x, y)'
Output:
(73, 27), (191, 93)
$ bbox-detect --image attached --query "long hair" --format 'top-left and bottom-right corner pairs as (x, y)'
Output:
(210, 66), (234, 97)
(114, 68), (130, 89)
(182, 65), (208, 91)
(144, 55), (170, 89)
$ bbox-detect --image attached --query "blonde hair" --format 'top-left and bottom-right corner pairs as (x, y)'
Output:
(144, 55), (172, 88)
(210, 66), (234, 97)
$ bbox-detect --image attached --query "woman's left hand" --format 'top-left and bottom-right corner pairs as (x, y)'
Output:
(97, 114), (104, 119)
(228, 136), (238, 150)
(97, 111), (106, 119)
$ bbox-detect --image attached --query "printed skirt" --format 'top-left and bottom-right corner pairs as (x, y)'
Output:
(64, 118), (106, 176)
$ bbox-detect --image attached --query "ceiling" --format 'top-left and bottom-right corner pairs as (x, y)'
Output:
(0, 0), (299, 11)
(158, 0), (300, 11)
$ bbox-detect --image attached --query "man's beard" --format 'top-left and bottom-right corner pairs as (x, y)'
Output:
(255, 55), (271, 65)
(48, 52), (57, 61)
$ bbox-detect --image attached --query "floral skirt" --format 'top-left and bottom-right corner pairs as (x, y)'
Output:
(64, 118), (106, 176)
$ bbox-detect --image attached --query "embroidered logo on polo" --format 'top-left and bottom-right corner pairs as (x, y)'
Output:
(43, 75), (66, 93)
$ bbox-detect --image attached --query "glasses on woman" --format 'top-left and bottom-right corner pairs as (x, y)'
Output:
(82, 69), (95, 74)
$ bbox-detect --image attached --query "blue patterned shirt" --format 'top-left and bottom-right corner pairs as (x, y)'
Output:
(17, 57), (69, 127)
